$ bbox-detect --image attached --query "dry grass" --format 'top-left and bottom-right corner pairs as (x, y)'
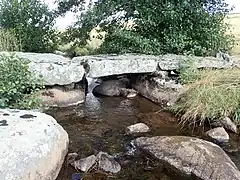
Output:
(171, 68), (240, 127)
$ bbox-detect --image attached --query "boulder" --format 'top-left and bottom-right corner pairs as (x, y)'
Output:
(0, 109), (69, 180)
(92, 79), (129, 96)
(71, 155), (97, 172)
(0, 52), (85, 86)
(135, 136), (240, 180)
(71, 152), (121, 174)
(211, 117), (237, 133)
(126, 123), (150, 134)
(133, 76), (182, 105)
(97, 152), (121, 174)
(41, 88), (85, 107)
(206, 127), (229, 143)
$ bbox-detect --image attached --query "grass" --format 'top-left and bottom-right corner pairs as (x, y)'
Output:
(170, 67), (240, 127)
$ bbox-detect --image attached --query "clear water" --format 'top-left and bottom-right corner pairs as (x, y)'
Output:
(45, 93), (240, 180)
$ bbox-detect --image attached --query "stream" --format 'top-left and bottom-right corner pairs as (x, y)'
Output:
(45, 92), (240, 180)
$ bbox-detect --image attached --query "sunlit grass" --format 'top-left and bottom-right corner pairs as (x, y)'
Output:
(171, 68), (240, 127)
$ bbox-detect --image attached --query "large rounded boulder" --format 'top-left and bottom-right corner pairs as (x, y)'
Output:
(92, 79), (129, 96)
(135, 136), (240, 180)
(0, 109), (69, 180)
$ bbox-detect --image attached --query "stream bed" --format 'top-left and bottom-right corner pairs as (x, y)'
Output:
(46, 93), (240, 180)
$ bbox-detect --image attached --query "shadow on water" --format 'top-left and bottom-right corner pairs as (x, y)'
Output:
(45, 93), (240, 180)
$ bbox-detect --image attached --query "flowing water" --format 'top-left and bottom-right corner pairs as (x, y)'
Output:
(45, 93), (240, 180)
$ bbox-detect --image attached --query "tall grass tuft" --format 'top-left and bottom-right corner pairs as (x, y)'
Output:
(0, 29), (22, 51)
(171, 68), (240, 127)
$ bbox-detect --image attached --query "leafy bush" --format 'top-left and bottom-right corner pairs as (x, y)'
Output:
(65, 0), (234, 56)
(0, 0), (57, 53)
(0, 54), (43, 109)
(171, 68), (240, 126)
(0, 29), (22, 51)
(97, 28), (162, 55)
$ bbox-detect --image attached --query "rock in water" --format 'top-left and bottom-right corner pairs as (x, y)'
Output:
(126, 123), (150, 134)
(97, 152), (121, 173)
(119, 88), (138, 98)
(211, 117), (237, 133)
(0, 109), (69, 180)
(41, 88), (85, 107)
(71, 155), (97, 172)
(67, 153), (78, 164)
(135, 136), (240, 180)
(92, 79), (129, 96)
(132, 75), (182, 105)
(206, 127), (229, 143)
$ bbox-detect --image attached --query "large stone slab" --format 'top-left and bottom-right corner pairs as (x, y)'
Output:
(0, 52), (85, 86)
(0, 109), (69, 180)
(135, 136), (240, 180)
(157, 54), (233, 70)
(73, 54), (239, 78)
(72, 54), (159, 78)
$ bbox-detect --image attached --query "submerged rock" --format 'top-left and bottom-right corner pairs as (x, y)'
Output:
(0, 109), (69, 180)
(206, 127), (229, 143)
(71, 152), (121, 174)
(126, 123), (150, 134)
(211, 117), (237, 133)
(135, 136), (240, 180)
(97, 152), (121, 174)
(71, 155), (97, 172)
(67, 153), (78, 164)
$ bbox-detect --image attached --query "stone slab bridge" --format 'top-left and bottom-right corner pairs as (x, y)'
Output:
(0, 52), (240, 86)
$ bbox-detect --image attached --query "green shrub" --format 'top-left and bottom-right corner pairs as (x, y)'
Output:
(0, 29), (22, 51)
(171, 68), (240, 126)
(97, 29), (162, 55)
(0, 54), (43, 109)
(0, 0), (57, 53)
(64, 0), (234, 56)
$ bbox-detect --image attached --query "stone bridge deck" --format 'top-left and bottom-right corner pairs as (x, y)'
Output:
(1, 52), (239, 85)
(73, 54), (239, 78)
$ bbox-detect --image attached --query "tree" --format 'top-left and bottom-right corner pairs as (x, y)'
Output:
(0, 0), (57, 53)
(56, 0), (86, 15)
(60, 0), (234, 56)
